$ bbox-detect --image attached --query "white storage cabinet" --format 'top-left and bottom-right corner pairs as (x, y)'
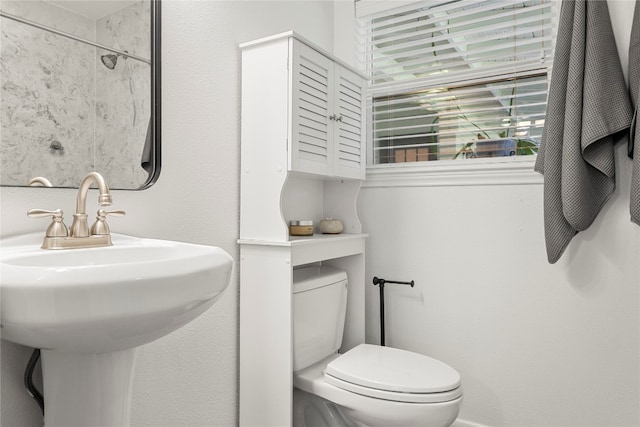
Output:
(239, 32), (367, 426)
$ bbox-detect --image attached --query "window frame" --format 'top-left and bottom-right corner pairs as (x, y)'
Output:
(356, 0), (560, 186)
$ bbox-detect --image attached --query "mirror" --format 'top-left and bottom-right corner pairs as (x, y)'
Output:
(0, 0), (160, 189)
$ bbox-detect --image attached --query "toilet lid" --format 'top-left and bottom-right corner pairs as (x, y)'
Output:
(325, 344), (461, 395)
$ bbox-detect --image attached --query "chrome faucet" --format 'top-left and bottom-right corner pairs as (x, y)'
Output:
(28, 172), (125, 249)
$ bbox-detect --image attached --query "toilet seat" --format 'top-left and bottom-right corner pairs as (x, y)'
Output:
(324, 374), (462, 403)
(324, 344), (462, 403)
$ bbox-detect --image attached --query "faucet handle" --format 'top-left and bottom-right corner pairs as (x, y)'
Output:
(90, 209), (126, 235)
(103, 209), (126, 217)
(27, 209), (69, 237)
(27, 208), (63, 218)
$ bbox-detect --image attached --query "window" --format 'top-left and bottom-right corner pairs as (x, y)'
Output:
(356, 0), (557, 165)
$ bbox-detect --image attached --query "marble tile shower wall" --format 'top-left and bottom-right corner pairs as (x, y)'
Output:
(95, 1), (150, 189)
(0, 1), (150, 188)
(1, 1), (95, 187)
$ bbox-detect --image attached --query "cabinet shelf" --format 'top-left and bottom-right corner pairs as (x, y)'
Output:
(239, 233), (367, 266)
(238, 232), (367, 246)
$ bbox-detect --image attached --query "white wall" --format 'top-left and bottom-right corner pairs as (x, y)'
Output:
(357, 1), (640, 426)
(4, 2), (639, 426)
(0, 1), (335, 426)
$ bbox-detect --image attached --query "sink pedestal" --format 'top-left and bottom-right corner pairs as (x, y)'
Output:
(41, 349), (138, 427)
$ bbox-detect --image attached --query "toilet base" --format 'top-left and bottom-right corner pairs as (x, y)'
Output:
(293, 389), (354, 427)
(293, 386), (461, 427)
(339, 396), (461, 427)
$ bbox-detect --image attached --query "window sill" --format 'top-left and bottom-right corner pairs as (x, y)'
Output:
(363, 158), (543, 188)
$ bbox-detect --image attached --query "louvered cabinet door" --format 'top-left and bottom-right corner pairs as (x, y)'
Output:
(290, 40), (332, 176)
(333, 65), (365, 179)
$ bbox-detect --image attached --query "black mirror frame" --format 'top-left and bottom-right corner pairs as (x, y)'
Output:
(141, 0), (162, 189)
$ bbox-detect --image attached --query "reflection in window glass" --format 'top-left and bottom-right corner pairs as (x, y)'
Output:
(373, 74), (547, 163)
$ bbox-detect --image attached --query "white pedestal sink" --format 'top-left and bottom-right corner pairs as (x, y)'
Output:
(0, 233), (233, 427)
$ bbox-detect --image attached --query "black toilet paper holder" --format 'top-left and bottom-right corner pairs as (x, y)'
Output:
(372, 277), (414, 347)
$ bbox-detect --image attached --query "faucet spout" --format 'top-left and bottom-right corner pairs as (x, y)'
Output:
(75, 172), (112, 215)
(70, 172), (112, 237)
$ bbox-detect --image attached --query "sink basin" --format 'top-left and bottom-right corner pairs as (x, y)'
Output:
(0, 232), (233, 353)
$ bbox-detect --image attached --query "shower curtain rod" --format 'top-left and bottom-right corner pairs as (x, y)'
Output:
(0, 10), (151, 65)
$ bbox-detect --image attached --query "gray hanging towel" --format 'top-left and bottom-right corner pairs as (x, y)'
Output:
(629, 1), (640, 225)
(534, 0), (633, 263)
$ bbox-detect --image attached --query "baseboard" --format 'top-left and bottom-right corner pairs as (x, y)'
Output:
(452, 419), (491, 427)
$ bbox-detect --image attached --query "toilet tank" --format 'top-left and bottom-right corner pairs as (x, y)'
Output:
(292, 265), (348, 372)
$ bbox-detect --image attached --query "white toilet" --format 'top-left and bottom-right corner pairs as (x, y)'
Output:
(292, 266), (462, 427)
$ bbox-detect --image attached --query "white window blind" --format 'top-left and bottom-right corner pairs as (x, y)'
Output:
(356, 0), (557, 164)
